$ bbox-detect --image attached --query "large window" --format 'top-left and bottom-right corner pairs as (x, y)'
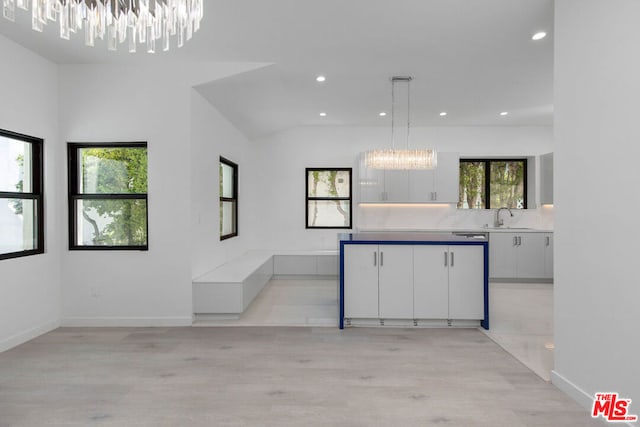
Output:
(0, 129), (44, 260)
(220, 157), (238, 240)
(68, 143), (148, 250)
(306, 168), (352, 229)
(458, 159), (527, 209)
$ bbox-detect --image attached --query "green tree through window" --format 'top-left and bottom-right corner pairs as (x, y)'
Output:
(69, 143), (148, 249)
(306, 168), (352, 228)
(458, 159), (527, 209)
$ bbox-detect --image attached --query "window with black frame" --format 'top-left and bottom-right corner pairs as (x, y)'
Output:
(220, 156), (238, 240)
(68, 142), (148, 250)
(306, 168), (352, 229)
(458, 159), (527, 209)
(0, 129), (44, 260)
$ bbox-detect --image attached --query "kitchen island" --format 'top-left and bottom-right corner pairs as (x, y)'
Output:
(339, 233), (489, 330)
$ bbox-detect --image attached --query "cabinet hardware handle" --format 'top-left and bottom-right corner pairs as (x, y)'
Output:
(434, 191), (438, 200)
(546, 236), (550, 246)
(380, 251), (384, 266)
(518, 236), (522, 246)
(450, 252), (454, 267)
(373, 252), (377, 266)
(444, 251), (448, 266)
(513, 236), (517, 246)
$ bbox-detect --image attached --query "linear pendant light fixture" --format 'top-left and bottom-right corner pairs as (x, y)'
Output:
(2, 0), (204, 53)
(365, 76), (437, 170)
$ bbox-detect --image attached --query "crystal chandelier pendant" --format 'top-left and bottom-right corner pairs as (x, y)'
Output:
(1, 0), (204, 53)
(365, 149), (437, 170)
(365, 77), (437, 170)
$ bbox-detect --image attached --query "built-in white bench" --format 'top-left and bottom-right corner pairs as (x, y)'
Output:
(273, 250), (338, 277)
(192, 250), (338, 317)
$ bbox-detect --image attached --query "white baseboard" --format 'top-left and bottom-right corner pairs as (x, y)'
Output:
(552, 370), (637, 427)
(551, 370), (594, 409)
(0, 320), (60, 353)
(61, 316), (193, 327)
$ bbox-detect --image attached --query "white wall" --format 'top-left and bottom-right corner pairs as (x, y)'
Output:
(249, 126), (553, 250)
(0, 35), (61, 351)
(553, 0), (640, 409)
(58, 62), (261, 326)
(190, 90), (253, 279)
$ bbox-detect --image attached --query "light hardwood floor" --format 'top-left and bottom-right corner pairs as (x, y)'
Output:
(1, 280), (603, 426)
(1, 328), (603, 425)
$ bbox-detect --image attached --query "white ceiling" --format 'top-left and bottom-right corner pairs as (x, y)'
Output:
(0, 0), (554, 138)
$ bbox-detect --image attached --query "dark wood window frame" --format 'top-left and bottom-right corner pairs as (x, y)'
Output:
(220, 156), (238, 241)
(459, 158), (528, 209)
(305, 167), (353, 229)
(0, 129), (44, 261)
(68, 142), (149, 251)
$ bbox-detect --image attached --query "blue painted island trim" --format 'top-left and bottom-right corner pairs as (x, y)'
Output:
(339, 237), (489, 330)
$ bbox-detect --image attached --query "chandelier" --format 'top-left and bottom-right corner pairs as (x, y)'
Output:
(365, 77), (437, 170)
(2, 0), (204, 53)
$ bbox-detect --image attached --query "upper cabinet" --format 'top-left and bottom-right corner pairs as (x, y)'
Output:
(358, 152), (460, 203)
(540, 152), (553, 205)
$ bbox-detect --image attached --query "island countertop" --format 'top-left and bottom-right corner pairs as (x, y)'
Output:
(339, 232), (488, 243)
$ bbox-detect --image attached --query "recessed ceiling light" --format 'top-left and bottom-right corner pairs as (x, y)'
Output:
(532, 31), (547, 41)
(319, 112), (327, 117)
(500, 111), (509, 116)
(439, 112), (447, 117)
(316, 75), (326, 82)
(379, 112), (387, 117)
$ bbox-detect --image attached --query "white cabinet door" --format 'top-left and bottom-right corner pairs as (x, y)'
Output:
(409, 169), (435, 202)
(432, 152), (460, 203)
(448, 246), (485, 319)
(489, 233), (518, 278)
(378, 245), (414, 319)
(517, 233), (546, 279)
(358, 157), (385, 202)
(413, 245), (449, 319)
(383, 170), (410, 202)
(407, 152), (459, 203)
(344, 245), (379, 318)
(544, 233), (554, 279)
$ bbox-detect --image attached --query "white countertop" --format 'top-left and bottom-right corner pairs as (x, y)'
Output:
(357, 228), (553, 233)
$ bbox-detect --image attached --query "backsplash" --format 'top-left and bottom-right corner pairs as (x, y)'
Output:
(356, 204), (554, 231)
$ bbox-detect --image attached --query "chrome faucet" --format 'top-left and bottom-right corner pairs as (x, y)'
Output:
(494, 207), (513, 228)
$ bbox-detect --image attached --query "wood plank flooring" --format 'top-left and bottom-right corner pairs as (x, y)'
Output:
(0, 326), (603, 426)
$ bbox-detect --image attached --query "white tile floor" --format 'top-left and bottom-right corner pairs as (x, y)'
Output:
(482, 282), (554, 381)
(195, 278), (555, 382)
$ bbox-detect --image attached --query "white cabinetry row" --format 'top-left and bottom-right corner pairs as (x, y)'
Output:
(343, 244), (485, 321)
(489, 232), (553, 280)
(358, 152), (460, 203)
